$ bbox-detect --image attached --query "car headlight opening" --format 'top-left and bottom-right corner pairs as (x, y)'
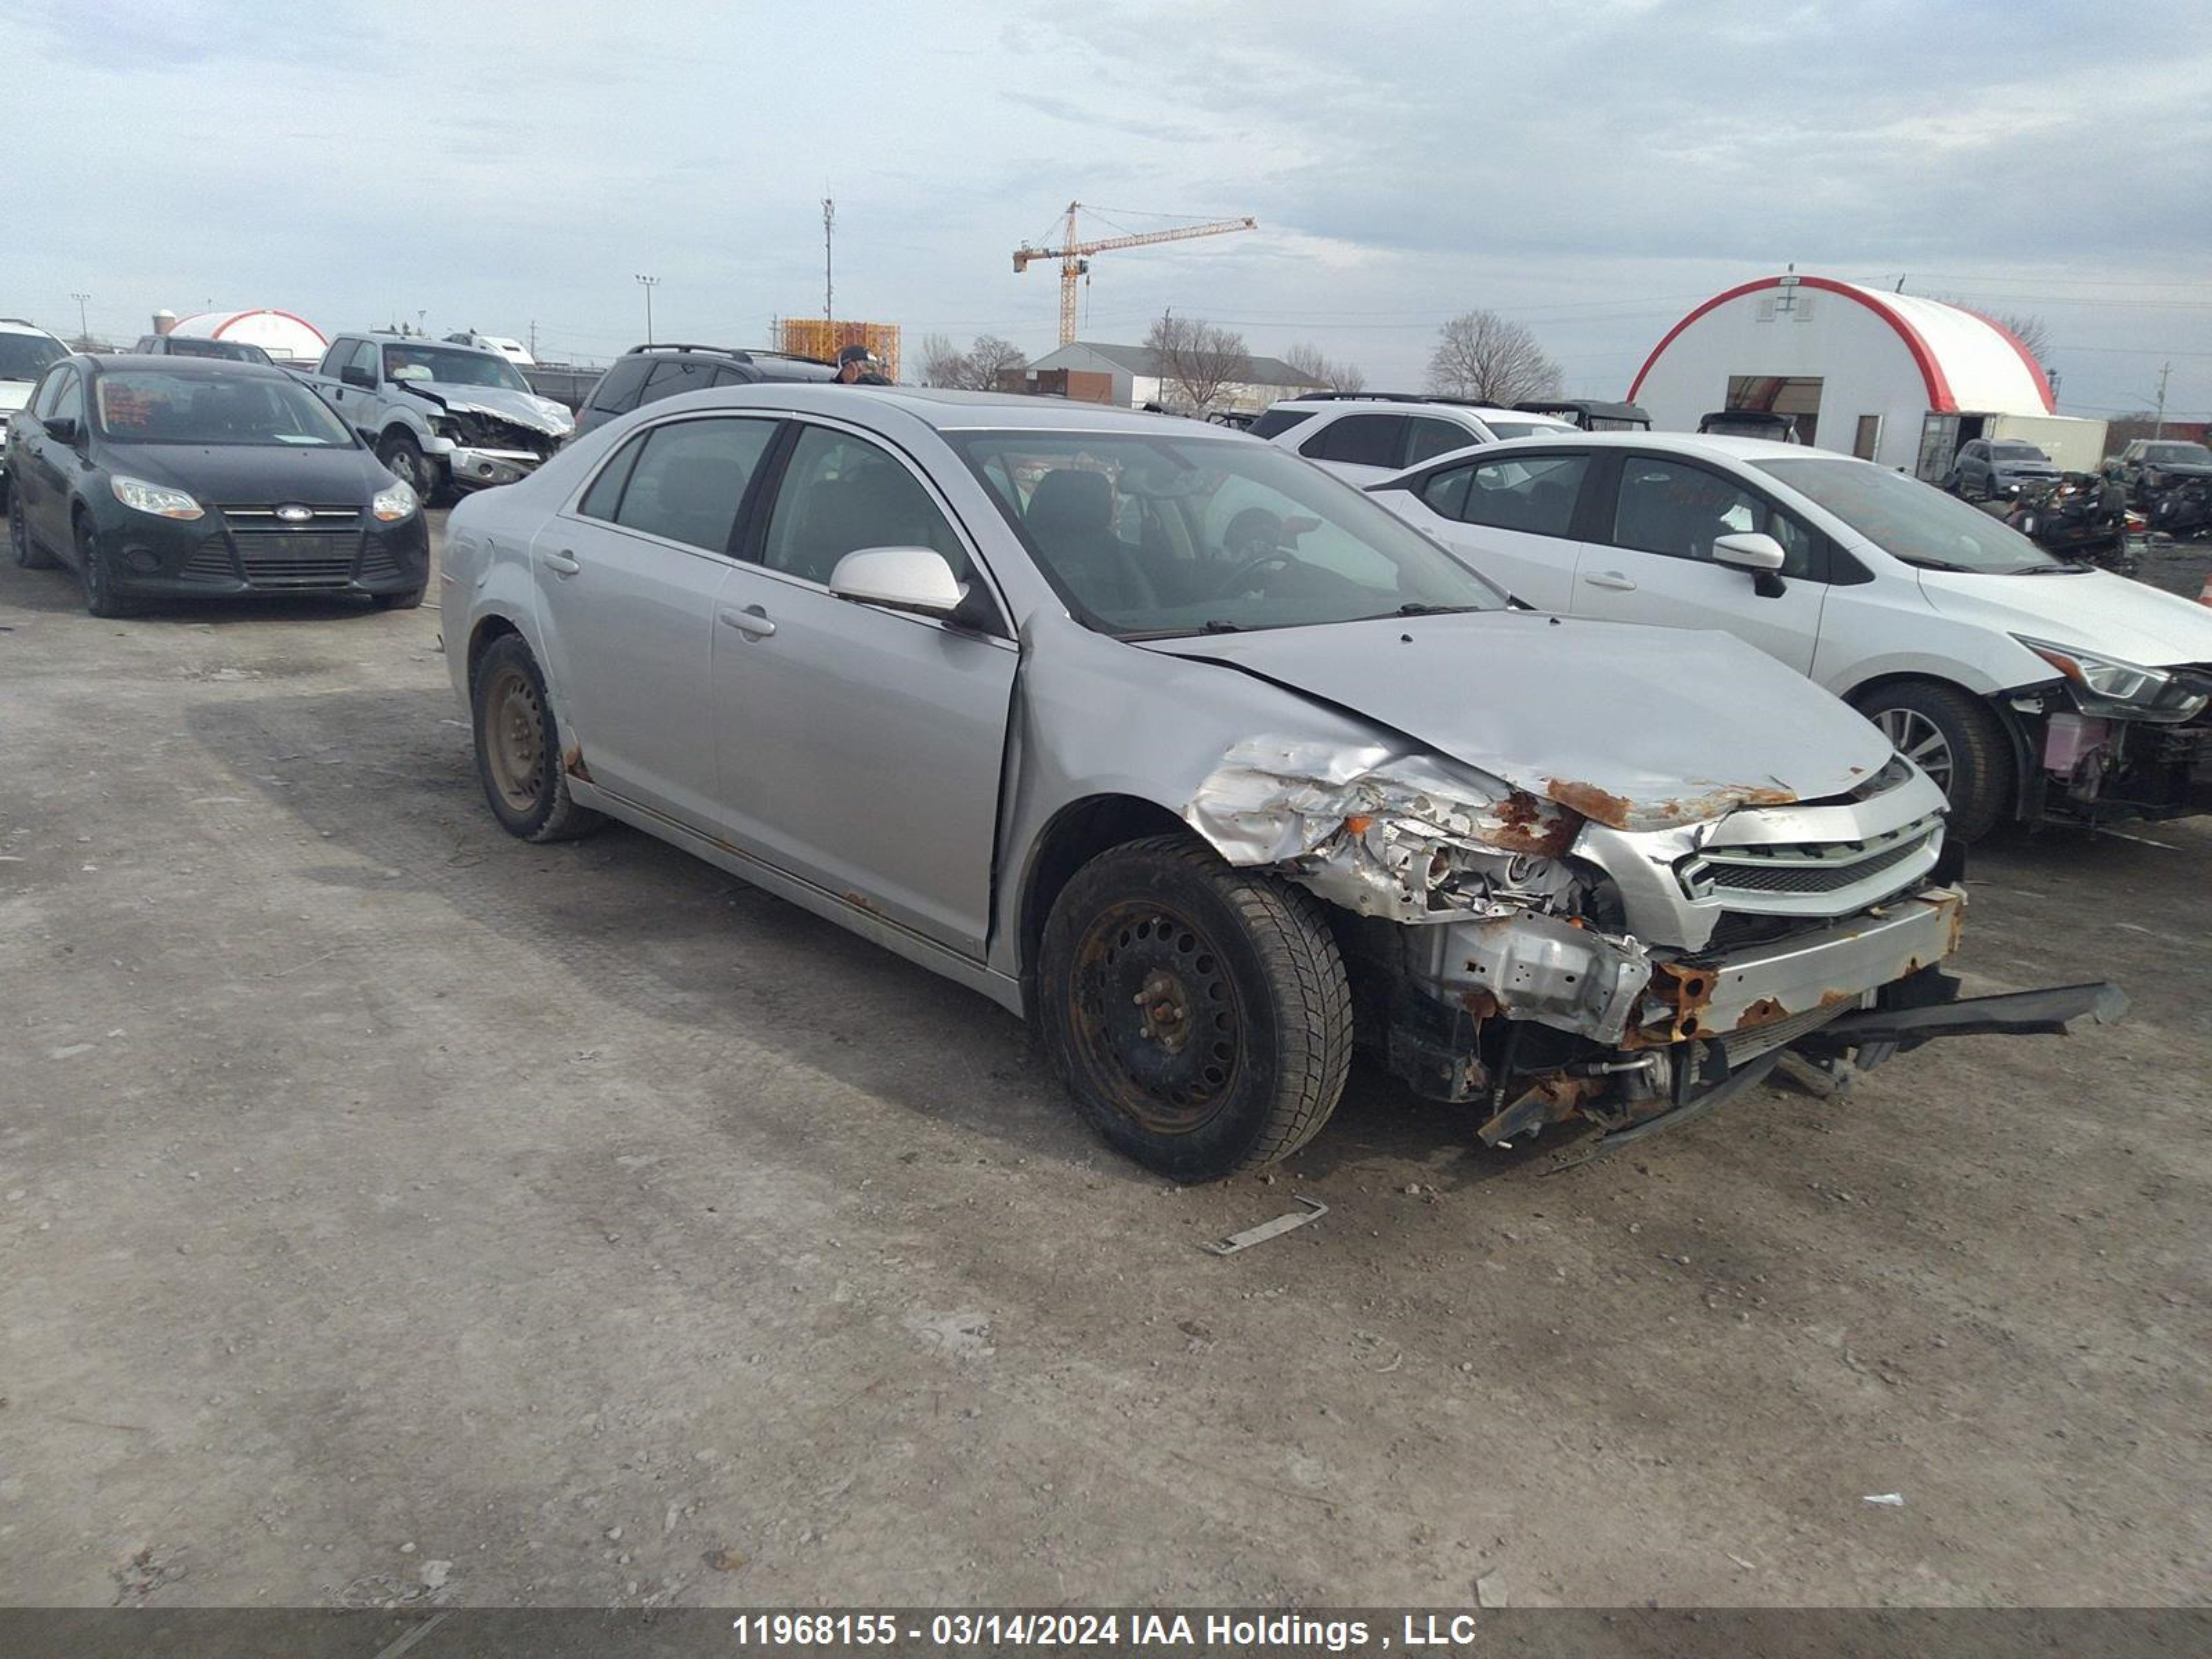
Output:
(111, 476), (204, 521)
(371, 480), (419, 523)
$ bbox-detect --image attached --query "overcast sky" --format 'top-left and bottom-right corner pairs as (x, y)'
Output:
(8, 0), (2209, 416)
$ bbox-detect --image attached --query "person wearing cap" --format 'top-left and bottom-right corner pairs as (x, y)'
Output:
(832, 344), (890, 385)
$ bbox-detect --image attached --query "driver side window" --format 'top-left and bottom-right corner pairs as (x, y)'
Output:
(46, 371), (83, 425)
(759, 426), (971, 585)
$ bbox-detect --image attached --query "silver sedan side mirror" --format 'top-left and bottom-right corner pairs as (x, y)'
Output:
(1712, 532), (1787, 572)
(828, 546), (964, 617)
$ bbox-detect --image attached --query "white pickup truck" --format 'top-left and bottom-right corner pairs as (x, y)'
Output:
(297, 333), (574, 502)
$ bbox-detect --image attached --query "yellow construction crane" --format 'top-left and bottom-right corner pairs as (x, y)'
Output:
(1013, 203), (1258, 347)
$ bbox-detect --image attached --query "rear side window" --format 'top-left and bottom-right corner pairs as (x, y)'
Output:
(1250, 408), (1315, 440)
(708, 363), (760, 388)
(1404, 417), (1475, 466)
(638, 358), (714, 406)
(585, 357), (650, 412)
(577, 432), (646, 521)
(1302, 413), (1404, 468)
(1452, 453), (1588, 538)
(599, 418), (776, 552)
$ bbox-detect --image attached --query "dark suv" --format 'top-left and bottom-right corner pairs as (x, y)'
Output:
(573, 344), (835, 437)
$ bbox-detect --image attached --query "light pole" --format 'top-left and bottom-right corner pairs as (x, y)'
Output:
(71, 292), (91, 344)
(635, 274), (660, 346)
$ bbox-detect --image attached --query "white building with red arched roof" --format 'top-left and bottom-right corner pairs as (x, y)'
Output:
(1629, 274), (2105, 478)
(164, 308), (328, 365)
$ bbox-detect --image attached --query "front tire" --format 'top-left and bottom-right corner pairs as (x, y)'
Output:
(470, 635), (603, 843)
(1857, 680), (2014, 841)
(1038, 835), (1353, 1181)
(377, 433), (437, 505)
(75, 515), (131, 618)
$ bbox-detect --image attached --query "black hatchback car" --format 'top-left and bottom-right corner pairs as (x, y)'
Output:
(5, 355), (430, 616)
(572, 343), (835, 438)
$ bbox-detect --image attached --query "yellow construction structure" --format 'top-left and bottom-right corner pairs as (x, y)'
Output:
(776, 318), (901, 381)
(1014, 203), (1258, 347)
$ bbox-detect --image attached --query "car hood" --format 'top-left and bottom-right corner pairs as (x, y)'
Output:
(1140, 612), (1895, 831)
(406, 381), (572, 433)
(0, 382), (34, 416)
(2146, 462), (2212, 481)
(104, 441), (388, 506)
(1917, 567), (2212, 670)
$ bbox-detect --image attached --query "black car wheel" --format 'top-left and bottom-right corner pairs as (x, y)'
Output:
(11, 496), (57, 569)
(377, 433), (435, 504)
(1857, 680), (2012, 842)
(74, 515), (131, 618)
(1039, 834), (1353, 1182)
(470, 634), (603, 843)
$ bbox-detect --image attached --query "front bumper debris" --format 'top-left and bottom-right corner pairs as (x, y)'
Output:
(442, 445), (543, 489)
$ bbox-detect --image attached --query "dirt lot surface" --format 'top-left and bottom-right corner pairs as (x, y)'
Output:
(3, 510), (2207, 1611)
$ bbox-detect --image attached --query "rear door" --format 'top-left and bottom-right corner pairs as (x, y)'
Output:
(1378, 447), (1592, 612)
(532, 413), (782, 827)
(21, 365), (83, 553)
(1568, 451), (1828, 674)
(706, 418), (1016, 955)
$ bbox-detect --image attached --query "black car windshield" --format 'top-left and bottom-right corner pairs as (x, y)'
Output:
(1755, 457), (2061, 574)
(949, 429), (1506, 635)
(0, 332), (66, 382)
(2146, 442), (2212, 466)
(165, 337), (275, 365)
(93, 369), (355, 448)
(382, 344), (528, 391)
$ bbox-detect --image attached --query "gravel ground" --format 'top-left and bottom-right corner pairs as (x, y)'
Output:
(1, 508), (2206, 1611)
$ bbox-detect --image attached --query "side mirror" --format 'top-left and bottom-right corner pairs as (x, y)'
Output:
(340, 365), (373, 389)
(828, 546), (965, 618)
(1712, 532), (1785, 572)
(43, 416), (81, 444)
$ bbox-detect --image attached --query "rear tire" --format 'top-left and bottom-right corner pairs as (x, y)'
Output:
(1038, 834), (1352, 1181)
(11, 496), (57, 569)
(1857, 680), (2014, 842)
(470, 634), (604, 843)
(75, 515), (131, 618)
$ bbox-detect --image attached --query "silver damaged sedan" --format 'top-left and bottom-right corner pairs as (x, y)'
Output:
(441, 387), (2121, 1181)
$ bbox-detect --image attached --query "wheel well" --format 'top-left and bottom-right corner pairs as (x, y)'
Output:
(467, 615), (522, 689)
(1018, 794), (1192, 986)
(1844, 671), (2037, 817)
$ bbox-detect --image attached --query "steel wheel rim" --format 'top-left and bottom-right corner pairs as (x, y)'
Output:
(1874, 708), (1953, 793)
(1069, 899), (1241, 1135)
(483, 666), (547, 814)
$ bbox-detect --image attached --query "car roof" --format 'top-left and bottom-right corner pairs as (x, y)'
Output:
(82, 352), (294, 380)
(673, 383), (1250, 438)
(1, 317), (65, 341)
(1277, 395), (1553, 421)
(1377, 431), (1828, 482)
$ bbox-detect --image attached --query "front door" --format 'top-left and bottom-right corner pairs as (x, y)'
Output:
(1568, 452), (1828, 675)
(709, 420), (1015, 956)
(532, 413), (781, 828)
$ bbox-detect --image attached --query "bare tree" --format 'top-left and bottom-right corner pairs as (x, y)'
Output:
(918, 332), (1029, 391)
(1426, 310), (1561, 404)
(1283, 340), (1365, 393)
(1145, 312), (1250, 413)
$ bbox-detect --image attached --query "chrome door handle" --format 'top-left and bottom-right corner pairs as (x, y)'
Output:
(543, 551), (581, 576)
(719, 605), (776, 638)
(1584, 570), (1637, 591)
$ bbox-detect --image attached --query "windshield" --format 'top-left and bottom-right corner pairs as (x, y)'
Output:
(948, 429), (1506, 636)
(165, 337), (274, 365)
(93, 368), (356, 448)
(1755, 457), (2061, 574)
(0, 332), (66, 382)
(381, 344), (529, 391)
(1991, 442), (2048, 461)
(2146, 442), (2212, 466)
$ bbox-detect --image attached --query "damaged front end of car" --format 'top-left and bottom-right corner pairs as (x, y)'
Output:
(1184, 738), (2124, 1156)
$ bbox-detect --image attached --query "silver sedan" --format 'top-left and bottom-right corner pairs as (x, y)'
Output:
(440, 386), (2117, 1180)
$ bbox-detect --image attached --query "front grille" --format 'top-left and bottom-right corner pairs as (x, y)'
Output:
(1678, 812), (1942, 903)
(181, 538), (236, 581)
(219, 506), (364, 589)
(357, 543), (404, 583)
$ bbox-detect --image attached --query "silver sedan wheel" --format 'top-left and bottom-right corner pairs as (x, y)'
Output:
(1873, 707), (1954, 794)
